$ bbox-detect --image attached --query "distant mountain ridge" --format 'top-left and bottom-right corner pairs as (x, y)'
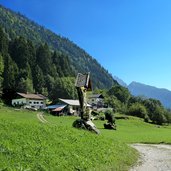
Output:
(128, 81), (171, 108)
(113, 76), (127, 87)
(0, 5), (118, 89)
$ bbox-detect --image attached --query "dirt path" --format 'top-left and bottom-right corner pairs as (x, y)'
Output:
(130, 144), (171, 171)
(37, 112), (48, 123)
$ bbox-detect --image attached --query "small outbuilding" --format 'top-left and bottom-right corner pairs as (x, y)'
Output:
(88, 94), (104, 108)
(59, 98), (91, 116)
(47, 104), (67, 116)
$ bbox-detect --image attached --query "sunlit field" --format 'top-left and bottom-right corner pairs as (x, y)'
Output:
(0, 107), (170, 170)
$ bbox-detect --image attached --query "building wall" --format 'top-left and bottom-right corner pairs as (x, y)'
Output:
(12, 98), (27, 106)
(12, 98), (46, 109)
(88, 98), (103, 105)
(28, 99), (46, 109)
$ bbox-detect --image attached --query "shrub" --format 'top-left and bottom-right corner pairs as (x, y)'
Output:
(128, 103), (149, 120)
(151, 106), (167, 125)
(105, 110), (115, 124)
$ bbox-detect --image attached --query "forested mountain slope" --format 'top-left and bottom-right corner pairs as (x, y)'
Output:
(0, 5), (118, 89)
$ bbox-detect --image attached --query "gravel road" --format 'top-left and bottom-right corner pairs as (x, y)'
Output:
(130, 144), (171, 171)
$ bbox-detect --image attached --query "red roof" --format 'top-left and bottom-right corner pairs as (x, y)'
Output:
(52, 106), (65, 112)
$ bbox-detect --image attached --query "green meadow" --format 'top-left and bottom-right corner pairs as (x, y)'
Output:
(0, 107), (171, 171)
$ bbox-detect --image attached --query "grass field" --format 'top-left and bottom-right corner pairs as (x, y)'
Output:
(0, 107), (171, 170)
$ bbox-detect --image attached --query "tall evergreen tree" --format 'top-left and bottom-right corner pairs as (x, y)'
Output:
(32, 65), (45, 94)
(16, 63), (34, 93)
(52, 51), (63, 77)
(9, 36), (29, 69)
(0, 54), (4, 96)
(50, 77), (77, 102)
(27, 40), (36, 69)
(2, 54), (19, 104)
(52, 51), (74, 77)
(3, 54), (18, 90)
(36, 43), (52, 75)
(0, 27), (8, 56)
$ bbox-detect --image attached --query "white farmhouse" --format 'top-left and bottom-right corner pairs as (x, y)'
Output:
(12, 92), (46, 109)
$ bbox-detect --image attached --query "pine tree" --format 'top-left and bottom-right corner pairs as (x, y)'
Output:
(52, 51), (74, 77)
(50, 77), (77, 102)
(9, 36), (29, 69)
(27, 40), (36, 69)
(0, 27), (8, 56)
(16, 63), (34, 93)
(0, 54), (4, 96)
(36, 43), (52, 75)
(3, 54), (18, 90)
(32, 65), (45, 93)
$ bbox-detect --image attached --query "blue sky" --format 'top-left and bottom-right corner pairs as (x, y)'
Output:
(0, 0), (171, 90)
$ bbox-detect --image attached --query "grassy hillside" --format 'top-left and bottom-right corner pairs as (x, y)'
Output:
(0, 107), (137, 171)
(46, 113), (171, 144)
(1, 107), (171, 170)
(0, 5), (118, 89)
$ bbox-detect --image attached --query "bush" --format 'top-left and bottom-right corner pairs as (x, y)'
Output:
(151, 106), (167, 125)
(164, 111), (171, 124)
(105, 110), (115, 124)
(128, 103), (149, 121)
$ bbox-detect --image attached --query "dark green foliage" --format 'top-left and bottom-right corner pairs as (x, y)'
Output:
(27, 40), (36, 69)
(105, 110), (115, 124)
(104, 110), (116, 130)
(9, 37), (29, 69)
(36, 43), (52, 75)
(128, 96), (144, 106)
(128, 102), (149, 121)
(142, 98), (166, 124)
(108, 85), (131, 104)
(32, 65), (45, 94)
(98, 88), (171, 124)
(0, 27), (8, 56)
(52, 51), (74, 77)
(151, 106), (167, 125)
(16, 78), (33, 93)
(0, 25), (77, 102)
(0, 54), (4, 96)
(164, 110), (171, 123)
(128, 97), (171, 125)
(104, 96), (122, 113)
(3, 54), (18, 90)
(44, 75), (55, 95)
(50, 77), (77, 102)
(0, 5), (118, 89)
